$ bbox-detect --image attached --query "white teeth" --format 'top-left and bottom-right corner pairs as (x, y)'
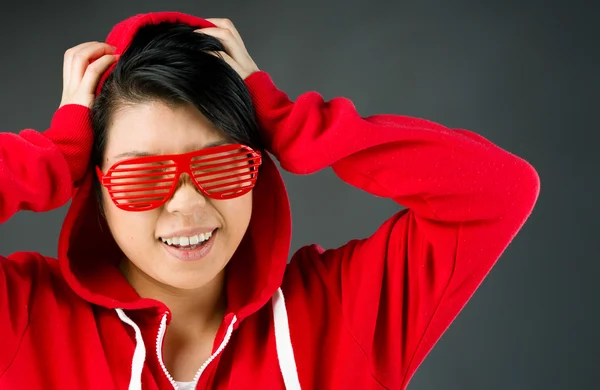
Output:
(161, 230), (214, 247)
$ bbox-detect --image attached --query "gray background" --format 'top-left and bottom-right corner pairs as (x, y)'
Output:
(0, 0), (597, 389)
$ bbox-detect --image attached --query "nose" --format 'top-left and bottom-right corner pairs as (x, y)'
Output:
(164, 173), (207, 215)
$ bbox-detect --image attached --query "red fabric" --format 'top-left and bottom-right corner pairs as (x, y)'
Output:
(0, 11), (539, 390)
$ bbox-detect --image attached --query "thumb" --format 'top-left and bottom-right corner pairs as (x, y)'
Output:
(209, 50), (249, 80)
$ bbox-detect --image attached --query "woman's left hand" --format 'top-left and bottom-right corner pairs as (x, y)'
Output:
(196, 18), (260, 80)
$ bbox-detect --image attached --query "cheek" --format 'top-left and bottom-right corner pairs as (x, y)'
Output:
(103, 200), (159, 250)
(215, 192), (253, 236)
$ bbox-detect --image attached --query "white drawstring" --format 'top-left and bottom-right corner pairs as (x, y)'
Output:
(272, 288), (301, 389)
(114, 287), (300, 390)
(115, 308), (146, 390)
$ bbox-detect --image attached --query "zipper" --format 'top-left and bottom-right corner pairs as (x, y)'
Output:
(191, 315), (237, 384)
(155, 312), (238, 389)
(156, 313), (178, 389)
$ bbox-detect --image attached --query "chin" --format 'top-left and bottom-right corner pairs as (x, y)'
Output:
(152, 261), (225, 291)
(164, 275), (214, 290)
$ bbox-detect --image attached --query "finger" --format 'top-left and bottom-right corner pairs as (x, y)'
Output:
(69, 43), (116, 86)
(80, 54), (118, 96)
(204, 18), (243, 43)
(63, 42), (99, 88)
(196, 27), (247, 61)
(207, 50), (245, 78)
(215, 50), (242, 71)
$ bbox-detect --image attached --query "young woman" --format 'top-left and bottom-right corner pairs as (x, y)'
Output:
(0, 11), (539, 390)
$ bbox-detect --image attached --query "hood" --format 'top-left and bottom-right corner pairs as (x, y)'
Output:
(58, 11), (292, 325)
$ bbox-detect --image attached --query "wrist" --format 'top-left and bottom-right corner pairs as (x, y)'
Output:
(244, 71), (293, 150)
(43, 104), (93, 183)
(244, 71), (280, 118)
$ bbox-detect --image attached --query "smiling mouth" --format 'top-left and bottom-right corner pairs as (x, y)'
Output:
(159, 228), (218, 250)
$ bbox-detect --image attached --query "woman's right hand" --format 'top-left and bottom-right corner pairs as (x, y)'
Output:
(43, 42), (118, 184)
(59, 42), (118, 108)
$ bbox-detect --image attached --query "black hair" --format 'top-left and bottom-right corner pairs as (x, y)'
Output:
(91, 22), (263, 214)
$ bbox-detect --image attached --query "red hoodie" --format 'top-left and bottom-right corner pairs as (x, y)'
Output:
(0, 11), (540, 390)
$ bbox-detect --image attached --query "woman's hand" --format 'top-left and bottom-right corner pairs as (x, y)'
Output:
(59, 42), (118, 108)
(46, 41), (117, 183)
(196, 18), (260, 80)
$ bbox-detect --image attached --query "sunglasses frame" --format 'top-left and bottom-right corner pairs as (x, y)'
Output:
(96, 143), (262, 212)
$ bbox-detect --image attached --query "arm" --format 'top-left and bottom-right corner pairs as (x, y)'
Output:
(0, 42), (117, 377)
(0, 104), (92, 376)
(244, 71), (540, 387)
(0, 105), (91, 223)
(0, 38), (118, 222)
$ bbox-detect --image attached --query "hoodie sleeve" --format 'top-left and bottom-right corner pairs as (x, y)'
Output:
(244, 71), (540, 387)
(0, 104), (92, 223)
(0, 104), (91, 376)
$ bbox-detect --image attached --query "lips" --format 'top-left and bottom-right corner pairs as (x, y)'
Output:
(159, 226), (218, 238)
(160, 229), (216, 247)
(159, 228), (218, 262)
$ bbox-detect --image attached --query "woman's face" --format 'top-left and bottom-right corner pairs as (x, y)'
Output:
(100, 101), (253, 290)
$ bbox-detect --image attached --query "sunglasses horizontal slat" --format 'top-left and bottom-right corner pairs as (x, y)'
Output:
(192, 170), (255, 186)
(191, 159), (258, 172)
(104, 172), (177, 182)
(210, 181), (255, 193)
(111, 192), (172, 201)
(202, 177), (257, 192)
(192, 161), (261, 179)
(120, 202), (163, 211)
(120, 198), (164, 203)
(219, 189), (251, 198)
(117, 200), (165, 206)
(210, 184), (255, 199)
(190, 150), (254, 165)
(123, 201), (164, 206)
(126, 205), (154, 210)
(104, 178), (175, 188)
(107, 184), (173, 195)
(111, 162), (177, 173)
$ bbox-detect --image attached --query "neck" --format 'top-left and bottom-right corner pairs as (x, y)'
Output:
(119, 259), (227, 338)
